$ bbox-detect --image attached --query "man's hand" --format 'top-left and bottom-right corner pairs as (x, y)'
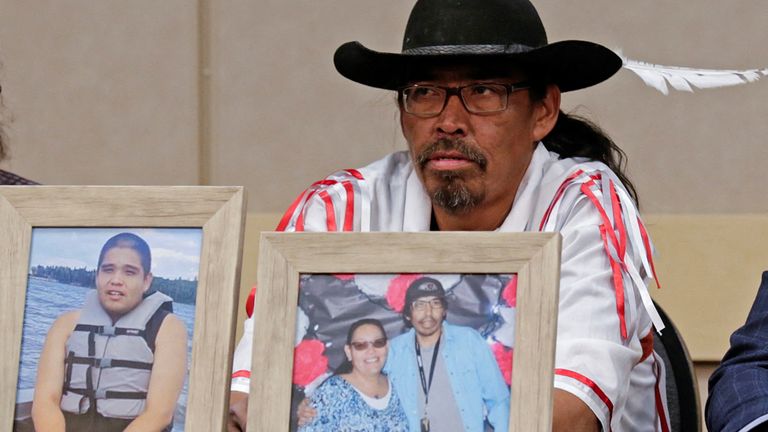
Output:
(296, 397), (317, 426)
(552, 389), (599, 432)
(228, 391), (249, 432)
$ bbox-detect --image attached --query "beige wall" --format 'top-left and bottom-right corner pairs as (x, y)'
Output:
(3, 1), (766, 214)
(0, 1), (200, 185)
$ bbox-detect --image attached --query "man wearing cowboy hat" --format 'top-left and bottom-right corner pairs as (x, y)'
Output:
(229, 0), (668, 431)
(386, 276), (510, 432)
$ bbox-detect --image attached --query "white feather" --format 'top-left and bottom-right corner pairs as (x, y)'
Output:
(617, 53), (768, 95)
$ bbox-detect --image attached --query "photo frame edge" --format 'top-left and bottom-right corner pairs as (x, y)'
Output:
(249, 231), (562, 432)
(509, 233), (561, 432)
(0, 191), (34, 430)
(0, 185), (247, 432)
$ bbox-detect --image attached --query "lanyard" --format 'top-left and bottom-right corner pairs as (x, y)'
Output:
(415, 337), (441, 405)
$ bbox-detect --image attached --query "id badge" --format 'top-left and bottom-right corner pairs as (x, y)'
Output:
(421, 417), (430, 432)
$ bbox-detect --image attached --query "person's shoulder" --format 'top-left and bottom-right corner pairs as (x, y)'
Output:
(389, 329), (414, 348)
(46, 310), (80, 340)
(356, 151), (413, 183)
(539, 148), (609, 183)
(313, 375), (352, 400)
(310, 151), (412, 188)
(55, 310), (80, 328)
(444, 322), (485, 342)
(157, 313), (187, 339)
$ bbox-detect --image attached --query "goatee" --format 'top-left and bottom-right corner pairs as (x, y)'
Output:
(415, 138), (487, 214)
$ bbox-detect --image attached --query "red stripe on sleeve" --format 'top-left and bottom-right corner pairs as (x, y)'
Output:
(653, 357), (671, 432)
(582, 182), (628, 340)
(538, 169), (584, 230)
(276, 189), (309, 232)
(245, 286), (256, 318)
(638, 219), (662, 289)
(342, 181), (355, 232)
(232, 370), (251, 379)
(609, 181), (627, 259)
(318, 190), (337, 231)
(555, 368), (614, 417)
(344, 168), (364, 180)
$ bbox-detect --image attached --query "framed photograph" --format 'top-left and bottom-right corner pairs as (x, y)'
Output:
(0, 186), (246, 432)
(249, 232), (561, 432)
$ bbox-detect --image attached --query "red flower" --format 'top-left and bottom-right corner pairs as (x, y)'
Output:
(491, 342), (514, 385)
(502, 275), (518, 307)
(386, 274), (423, 312)
(292, 339), (329, 387)
(333, 273), (355, 281)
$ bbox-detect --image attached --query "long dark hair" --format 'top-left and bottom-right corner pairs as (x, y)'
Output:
(530, 86), (639, 207)
(334, 318), (388, 375)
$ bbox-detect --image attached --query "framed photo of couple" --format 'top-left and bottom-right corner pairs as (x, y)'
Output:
(0, 186), (246, 432)
(250, 231), (561, 432)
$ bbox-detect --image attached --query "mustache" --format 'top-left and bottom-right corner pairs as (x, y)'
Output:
(415, 138), (488, 171)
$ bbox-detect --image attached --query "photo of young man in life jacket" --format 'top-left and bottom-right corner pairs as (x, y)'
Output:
(31, 232), (188, 432)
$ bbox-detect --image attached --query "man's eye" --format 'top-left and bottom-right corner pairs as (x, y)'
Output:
(470, 85), (499, 96)
(410, 87), (439, 98)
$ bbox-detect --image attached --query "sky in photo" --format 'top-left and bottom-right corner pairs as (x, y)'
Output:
(28, 228), (203, 280)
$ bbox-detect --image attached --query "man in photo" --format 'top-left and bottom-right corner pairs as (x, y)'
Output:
(32, 232), (188, 432)
(387, 276), (509, 431)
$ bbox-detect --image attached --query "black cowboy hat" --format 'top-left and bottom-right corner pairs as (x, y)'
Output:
(334, 0), (622, 92)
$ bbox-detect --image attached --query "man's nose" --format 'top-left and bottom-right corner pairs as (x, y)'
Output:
(435, 94), (469, 137)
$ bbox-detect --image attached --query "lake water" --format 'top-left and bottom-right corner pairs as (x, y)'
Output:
(17, 278), (195, 431)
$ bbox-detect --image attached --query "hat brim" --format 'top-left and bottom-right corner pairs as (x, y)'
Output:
(334, 40), (623, 92)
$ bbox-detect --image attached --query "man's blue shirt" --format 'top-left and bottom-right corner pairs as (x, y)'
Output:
(384, 322), (510, 431)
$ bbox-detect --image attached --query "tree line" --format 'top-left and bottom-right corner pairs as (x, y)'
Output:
(30, 265), (197, 305)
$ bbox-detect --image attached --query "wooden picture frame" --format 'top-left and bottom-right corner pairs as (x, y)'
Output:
(249, 231), (561, 432)
(0, 186), (246, 432)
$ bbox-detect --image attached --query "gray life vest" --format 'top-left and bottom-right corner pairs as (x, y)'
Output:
(60, 290), (173, 419)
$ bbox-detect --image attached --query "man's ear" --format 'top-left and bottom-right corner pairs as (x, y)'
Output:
(143, 272), (154, 293)
(532, 84), (561, 142)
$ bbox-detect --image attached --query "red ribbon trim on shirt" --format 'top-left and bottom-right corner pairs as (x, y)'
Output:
(555, 368), (614, 420)
(318, 190), (337, 231)
(245, 286), (257, 318)
(652, 355), (671, 432)
(639, 330), (654, 363)
(232, 370), (251, 379)
(638, 219), (662, 289)
(276, 189), (309, 232)
(344, 168), (364, 180)
(342, 181), (355, 231)
(581, 181), (628, 340)
(538, 169), (585, 230)
(609, 181), (627, 260)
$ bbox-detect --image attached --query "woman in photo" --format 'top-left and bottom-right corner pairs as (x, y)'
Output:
(300, 318), (408, 432)
(31, 232), (188, 432)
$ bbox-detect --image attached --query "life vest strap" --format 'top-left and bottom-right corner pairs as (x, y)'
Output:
(64, 387), (148, 400)
(64, 355), (153, 371)
(74, 324), (146, 338)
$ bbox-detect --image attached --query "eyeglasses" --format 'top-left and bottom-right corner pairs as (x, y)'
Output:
(398, 81), (531, 117)
(349, 337), (387, 351)
(411, 298), (445, 311)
